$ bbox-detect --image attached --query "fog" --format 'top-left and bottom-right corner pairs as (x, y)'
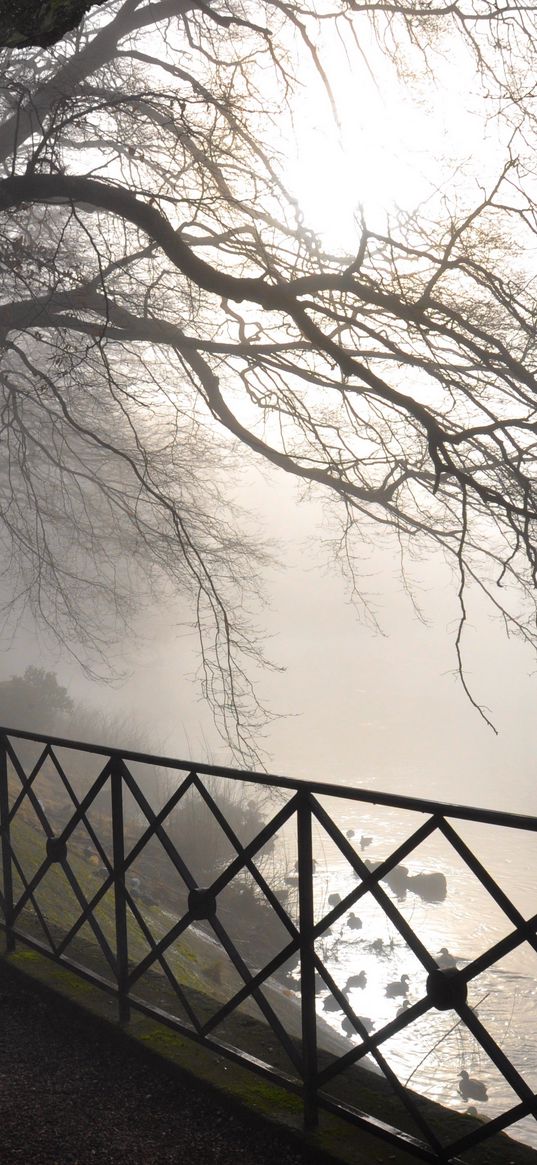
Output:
(1, 462), (536, 817)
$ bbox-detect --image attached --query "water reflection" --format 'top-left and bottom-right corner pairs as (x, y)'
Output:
(298, 803), (537, 1149)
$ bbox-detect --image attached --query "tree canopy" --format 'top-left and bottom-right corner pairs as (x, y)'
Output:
(0, 666), (74, 732)
(2, 0), (537, 759)
(0, 0), (105, 49)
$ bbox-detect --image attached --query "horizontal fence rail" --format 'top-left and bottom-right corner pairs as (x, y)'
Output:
(1, 726), (537, 1163)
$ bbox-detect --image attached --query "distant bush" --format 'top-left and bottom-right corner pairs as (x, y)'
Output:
(0, 666), (74, 734)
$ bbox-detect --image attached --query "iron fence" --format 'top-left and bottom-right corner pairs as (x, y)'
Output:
(1, 725), (537, 1163)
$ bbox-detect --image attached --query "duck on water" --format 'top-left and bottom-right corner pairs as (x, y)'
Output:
(458, 1070), (488, 1102)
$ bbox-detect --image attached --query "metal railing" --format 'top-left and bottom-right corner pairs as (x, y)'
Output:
(1, 725), (537, 1164)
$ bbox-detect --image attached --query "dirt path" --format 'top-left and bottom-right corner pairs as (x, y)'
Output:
(0, 958), (329, 1165)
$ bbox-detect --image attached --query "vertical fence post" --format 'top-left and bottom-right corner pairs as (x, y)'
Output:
(297, 791), (318, 1130)
(0, 733), (14, 953)
(111, 756), (129, 1024)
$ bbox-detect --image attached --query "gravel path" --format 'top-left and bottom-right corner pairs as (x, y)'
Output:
(0, 959), (331, 1165)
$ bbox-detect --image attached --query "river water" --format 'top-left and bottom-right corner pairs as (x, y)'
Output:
(264, 788), (537, 1151)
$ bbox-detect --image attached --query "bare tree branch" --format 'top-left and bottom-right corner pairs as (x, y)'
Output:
(2, 0), (537, 755)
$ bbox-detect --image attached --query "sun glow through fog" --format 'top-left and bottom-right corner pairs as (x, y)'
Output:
(285, 23), (504, 252)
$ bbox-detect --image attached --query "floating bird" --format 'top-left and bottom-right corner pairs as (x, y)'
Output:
(458, 1070), (488, 1103)
(385, 973), (410, 998)
(342, 1014), (373, 1037)
(368, 938), (385, 955)
(347, 912), (362, 931)
(384, 864), (409, 896)
(323, 994), (342, 1012)
(360, 835), (373, 850)
(396, 999), (411, 1017)
(345, 971), (367, 991)
(346, 829), (355, 839)
(327, 892), (341, 907)
(407, 871), (447, 903)
(365, 859), (408, 897)
(437, 946), (457, 970)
